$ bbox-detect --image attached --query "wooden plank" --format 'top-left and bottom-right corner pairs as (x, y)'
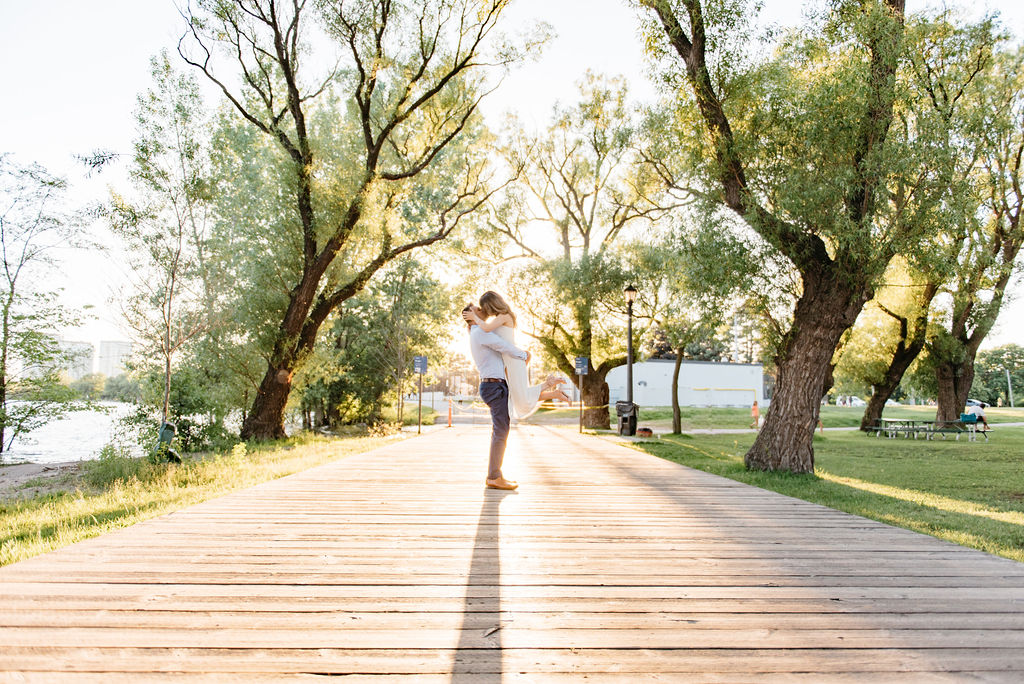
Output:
(3, 673), (1019, 684)
(4, 608), (1024, 631)
(3, 625), (1024, 649)
(2, 647), (1024, 674)
(2, 597), (1023, 615)
(2, 425), (1024, 680)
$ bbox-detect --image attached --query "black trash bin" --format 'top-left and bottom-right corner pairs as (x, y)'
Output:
(615, 401), (638, 436)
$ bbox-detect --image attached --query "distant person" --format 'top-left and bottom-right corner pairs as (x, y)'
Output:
(749, 400), (760, 429)
(966, 402), (990, 430)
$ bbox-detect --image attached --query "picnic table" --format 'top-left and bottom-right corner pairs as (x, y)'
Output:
(867, 416), (988, 442)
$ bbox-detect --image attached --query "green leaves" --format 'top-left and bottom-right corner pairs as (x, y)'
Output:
(0, 156), (91, 455)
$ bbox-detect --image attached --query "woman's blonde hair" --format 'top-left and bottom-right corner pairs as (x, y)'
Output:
(479, 291), (516, 327)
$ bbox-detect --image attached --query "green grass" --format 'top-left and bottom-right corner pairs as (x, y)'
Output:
(621, 404), (1024, 431)
(381, 405), (438, 426)
(512, 401), (1024, 430)
(629, 428), (1024, 562)
(0, 433), (405, 566)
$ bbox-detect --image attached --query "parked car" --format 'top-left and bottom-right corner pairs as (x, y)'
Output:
(966, 398), (984, 407)
(848, 397), (866, 407)
(885, 399), (900, 406)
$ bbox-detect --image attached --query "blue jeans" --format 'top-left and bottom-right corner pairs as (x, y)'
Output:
(479, 381), (510, 480)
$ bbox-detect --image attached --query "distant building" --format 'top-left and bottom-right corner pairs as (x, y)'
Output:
(59, 340), (95, 380)
(98, 340), (133, 377)
(607, 359), (766, 408)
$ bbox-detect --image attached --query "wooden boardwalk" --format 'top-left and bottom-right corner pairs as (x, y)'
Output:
(2, 426), (1024, 682)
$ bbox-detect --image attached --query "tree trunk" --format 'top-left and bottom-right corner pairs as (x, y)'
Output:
(935, 358), (975, 422)
(745, 268), (872, 473)
(671, 349), (683, 434)
(860, 349), (918, 431)
(239, 265), (338, 440)
(579, 372), (611, 429)
(240, 364), (294, 440)
(325, 399), (340, 428)
(0, 383), (5, 454)
(860, 283), (937, 431)
(397, 376), (405, 424)
(1, 305), (7, 453)
(162, 350), (172, 425)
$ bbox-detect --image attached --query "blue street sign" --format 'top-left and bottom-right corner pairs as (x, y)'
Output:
(413, 355), (428, 375)
(575, 356), (589, 375)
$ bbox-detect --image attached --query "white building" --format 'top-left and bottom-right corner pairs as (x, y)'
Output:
(98, 340), (133, 377)
(607, 359), (765, 408)
(59, 340), (95, 380)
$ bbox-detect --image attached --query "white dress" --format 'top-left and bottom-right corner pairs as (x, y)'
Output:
(495, 325), (543, 420)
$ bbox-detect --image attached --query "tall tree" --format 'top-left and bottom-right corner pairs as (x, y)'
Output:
(927, 43), (1024, 421)
(108, 53), (213, 425)
(0, 156), (86, 455)
(824, 12), (1009, 427)
(179, 0), (527, 439)
(646, 227), (733, 433)
(481, 74), (665, 427)
(637, 0), (946, 472)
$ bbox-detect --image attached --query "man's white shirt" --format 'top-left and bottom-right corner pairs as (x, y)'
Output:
(468, 325), (527, 379)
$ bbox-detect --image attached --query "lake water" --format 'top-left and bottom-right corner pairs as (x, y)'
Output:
(2, 402), (136, 465)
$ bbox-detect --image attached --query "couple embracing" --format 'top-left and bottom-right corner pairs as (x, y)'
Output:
(462, 291), (570, 490)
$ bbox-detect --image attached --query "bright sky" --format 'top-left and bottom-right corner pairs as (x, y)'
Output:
(1, 0), (1022, 353)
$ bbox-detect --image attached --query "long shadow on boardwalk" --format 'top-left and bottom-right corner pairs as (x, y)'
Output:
(451, 488), (514, 682)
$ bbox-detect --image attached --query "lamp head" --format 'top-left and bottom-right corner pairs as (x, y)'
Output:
(624, 284), (637, 304)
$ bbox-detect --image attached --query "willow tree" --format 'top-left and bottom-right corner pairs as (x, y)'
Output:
(637, 0), (939, 472)
(927, 43), (1024, 421)
(179, 0), (528, 439)
(831, 262), (939, 429)
(832, 14), (1020, 425)
(478, 74), (665, 428)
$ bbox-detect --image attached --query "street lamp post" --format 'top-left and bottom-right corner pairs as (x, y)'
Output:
(616, 284), (638, 436)
(625, 284), (636, 405)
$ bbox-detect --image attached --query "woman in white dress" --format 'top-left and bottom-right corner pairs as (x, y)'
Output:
(464, 291), (570, 419)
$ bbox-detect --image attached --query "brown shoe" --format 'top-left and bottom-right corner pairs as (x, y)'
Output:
(486, 477), (518, 490)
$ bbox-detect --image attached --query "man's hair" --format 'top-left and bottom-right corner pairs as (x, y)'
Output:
(463, 303), (474, 329)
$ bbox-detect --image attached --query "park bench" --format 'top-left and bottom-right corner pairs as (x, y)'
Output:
(867, 416), (989, 442)
(926, 419), (971, 441)
(949, 413), (988, 442)
(868, 418), (929, 439)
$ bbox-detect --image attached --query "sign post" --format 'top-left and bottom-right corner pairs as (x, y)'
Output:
(413, 356), (428, 434)
(575, 357), (589, 434)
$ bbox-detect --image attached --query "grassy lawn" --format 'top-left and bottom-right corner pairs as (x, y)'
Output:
(629, 428), (1024, 562)
(0, 433), (404, 566)
(502, 400), (1024, 430)
(628, 404), (1024, 431)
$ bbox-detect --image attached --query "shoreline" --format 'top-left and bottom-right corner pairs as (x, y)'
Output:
(0, 460), (84, 501)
